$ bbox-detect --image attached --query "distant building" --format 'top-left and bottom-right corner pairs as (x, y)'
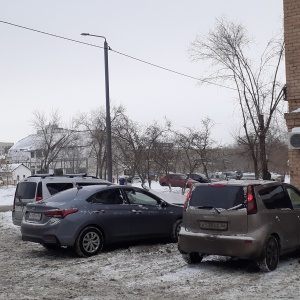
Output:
(0, 163), (31, 185)
(7, 131), (94, 176)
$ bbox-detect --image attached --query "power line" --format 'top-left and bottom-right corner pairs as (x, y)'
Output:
(0, 19), (236, 91)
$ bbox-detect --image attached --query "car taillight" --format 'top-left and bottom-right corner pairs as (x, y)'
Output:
(36, 196), (43, 201)
(183, 191), (191, 212)
(247, 185), (257, 215)
(43, 208), (78, 218)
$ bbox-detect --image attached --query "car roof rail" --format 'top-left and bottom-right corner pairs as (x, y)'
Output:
(28, 174), (55, 178)
(28, 173), (102, 179)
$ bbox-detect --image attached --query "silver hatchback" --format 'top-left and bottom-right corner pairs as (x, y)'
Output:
(178, 180), (300, 271)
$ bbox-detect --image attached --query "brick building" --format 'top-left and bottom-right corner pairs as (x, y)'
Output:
(284, 0), (300, 187)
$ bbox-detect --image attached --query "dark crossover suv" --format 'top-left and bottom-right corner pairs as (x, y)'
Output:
(21, 185), (183, 257)
(187, 173), (210, 183)
(12, 174), (111, 226)
(178, 180), (300, 271)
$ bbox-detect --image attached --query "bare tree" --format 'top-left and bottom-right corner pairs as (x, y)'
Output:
(31, 110), (77, 173)
(74, 108), (107, 178)
(191, 117), (217, 178)
(189, 18), (285, 179)
(113, 110), (171, 189)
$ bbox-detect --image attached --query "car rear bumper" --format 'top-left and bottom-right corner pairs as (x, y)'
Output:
(178, 230), (264, 260)
(21, 220), (77, 247)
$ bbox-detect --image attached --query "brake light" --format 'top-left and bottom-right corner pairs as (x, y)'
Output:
(36, 196), (43, 201)
(43, 208), (78, 218)
(183, 191), (191, 212)
(247, 185), (257, 215)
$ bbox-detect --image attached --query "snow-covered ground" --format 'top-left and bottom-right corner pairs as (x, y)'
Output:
(1, 178), (300, 300)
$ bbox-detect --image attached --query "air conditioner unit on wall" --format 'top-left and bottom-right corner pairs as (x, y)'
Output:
(288, 130), (300, 149)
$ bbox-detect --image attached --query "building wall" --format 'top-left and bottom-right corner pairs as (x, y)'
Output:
(284, 0), (300, 188)
(12, 165), (31, 183)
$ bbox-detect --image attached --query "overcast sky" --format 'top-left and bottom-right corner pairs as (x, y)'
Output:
(0, 0), (284, 144)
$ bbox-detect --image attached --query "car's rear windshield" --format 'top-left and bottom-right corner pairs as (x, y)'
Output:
(15, 182), (37, 199)
(44, 188), (84, 202)
(190, 185), (245, 209)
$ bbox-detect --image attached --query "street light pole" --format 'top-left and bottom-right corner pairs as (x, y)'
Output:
(81, 33), (113, 182)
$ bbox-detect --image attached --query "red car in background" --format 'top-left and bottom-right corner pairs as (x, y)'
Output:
(159, 173), (197, 188)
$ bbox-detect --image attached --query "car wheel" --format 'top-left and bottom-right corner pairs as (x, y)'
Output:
(258, 236), (279, 272)
(171, 219), (182, 242)
(182, 252), (203, 264)
(75, 226), (104, 257)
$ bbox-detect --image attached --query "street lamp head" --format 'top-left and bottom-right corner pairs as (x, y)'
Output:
(81, 33), (90, 36)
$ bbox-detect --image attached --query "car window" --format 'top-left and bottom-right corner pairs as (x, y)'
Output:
(89, 189), (124, 204)
(286, 186), (300, 209)
(16, 182), (36, 199)
(44, 188), (82, 202)
(258, 185), (292, 209)
(190, 185), (245, 209)
(124, 190), (159, 206)
(46, 183), (74, 195)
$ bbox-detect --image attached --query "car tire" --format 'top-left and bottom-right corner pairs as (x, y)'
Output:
(75, 226), (104, 257)
(170, 219), (182, 242)
(258, 236), (279, 272)
(182, 252), (203, 264)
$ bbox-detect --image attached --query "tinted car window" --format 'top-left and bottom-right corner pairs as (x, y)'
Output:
(286, 186), (300, 209)
(16, 182), (36, 199)
(259, 185), (291, 209)
(190, 185), (245, 209)
(46, 183), (74, 195)
(125, 190), (159, 206)
(90, 189), (124, 204)
(43, 188), (82, 202)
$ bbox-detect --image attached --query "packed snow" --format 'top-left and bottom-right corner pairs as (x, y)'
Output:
(1, 178), (300, 300)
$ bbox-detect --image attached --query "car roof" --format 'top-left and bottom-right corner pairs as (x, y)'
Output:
(193, 180), (275, 187)
(19, 174), (111, 184)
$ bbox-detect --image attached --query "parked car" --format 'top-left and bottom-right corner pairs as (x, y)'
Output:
(241, 172), (258, 180)
(159, 173), (197, 188)
(223, 171), (239, 180)
(271, 172), (285, 182)
(187, 173), (210, 183)
(178, 180), (300, 271)
(12, 174), (112, 226)
(21, 185), (183, 257)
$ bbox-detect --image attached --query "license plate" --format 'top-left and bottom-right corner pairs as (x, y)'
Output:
(28, 213), (41, 221)
(200, 221), (228, 231)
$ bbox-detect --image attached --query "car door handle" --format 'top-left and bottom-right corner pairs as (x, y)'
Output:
(95, 210), (105, 214)
(132, 210), (142, 214)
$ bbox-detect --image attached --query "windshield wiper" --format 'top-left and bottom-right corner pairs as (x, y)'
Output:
(197, 205), (221, 214)
(227, 204), (244, 211)
(227, 203), (244, 210)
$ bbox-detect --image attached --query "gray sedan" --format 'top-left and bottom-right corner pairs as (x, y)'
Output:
(21, 185), (183, 257)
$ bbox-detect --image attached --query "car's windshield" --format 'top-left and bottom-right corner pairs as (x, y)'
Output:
(44, 187), (90, 202)
(190, 185), (245, 209)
